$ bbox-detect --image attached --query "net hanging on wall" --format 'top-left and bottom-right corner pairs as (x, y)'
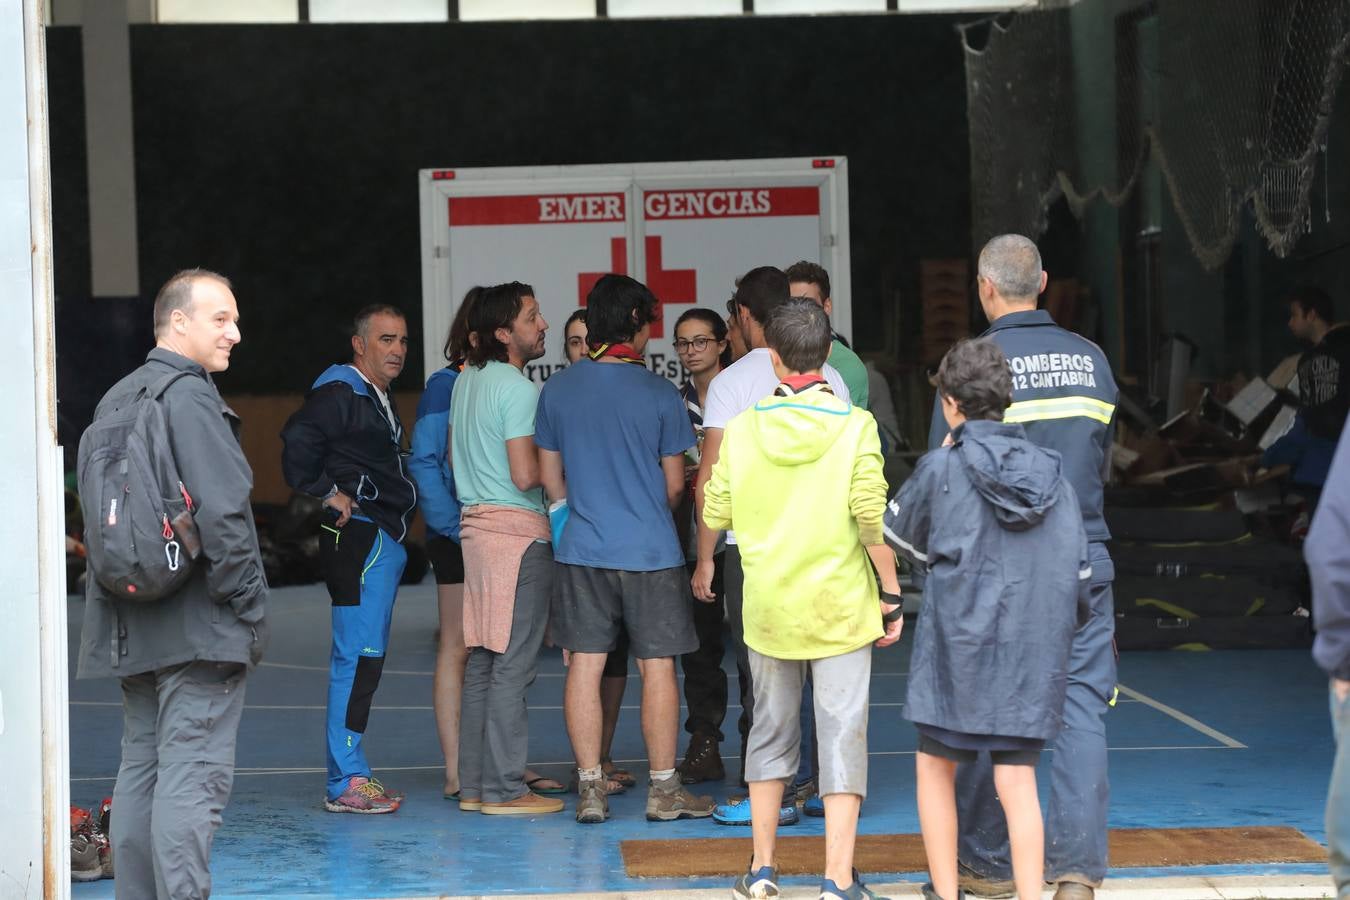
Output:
(961, 0), (1350, 269)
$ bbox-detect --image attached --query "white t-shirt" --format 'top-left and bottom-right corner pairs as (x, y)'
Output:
(348, 364), (398, 440)
(701, 348), (851, 543)
(702, 348), (851, 429)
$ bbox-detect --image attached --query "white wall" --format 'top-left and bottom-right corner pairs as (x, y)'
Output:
(0, 1), (68, 897)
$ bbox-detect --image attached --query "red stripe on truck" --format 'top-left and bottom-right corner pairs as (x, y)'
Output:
(643, 187), (819, 220)
(448, 193), (627, 226)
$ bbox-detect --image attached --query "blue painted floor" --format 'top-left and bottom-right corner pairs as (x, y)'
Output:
(68, 584), (1334, 898)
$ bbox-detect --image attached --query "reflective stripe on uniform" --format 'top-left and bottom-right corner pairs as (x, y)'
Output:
(1004, 395), (1116, 425)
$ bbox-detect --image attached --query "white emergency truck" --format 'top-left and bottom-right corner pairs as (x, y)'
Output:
(418, 156), (851, 384)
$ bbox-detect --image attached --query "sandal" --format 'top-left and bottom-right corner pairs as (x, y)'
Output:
(568, 775), (629, 795)
(525, 775), (568, 795)
(601, 758), (636, 788)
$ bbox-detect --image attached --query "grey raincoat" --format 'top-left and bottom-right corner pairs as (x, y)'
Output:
(884, 419), (1089, 741)
(77, 348), (268, 679)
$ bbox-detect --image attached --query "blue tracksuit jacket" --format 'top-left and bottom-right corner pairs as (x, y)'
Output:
(409, 366), (462, 542)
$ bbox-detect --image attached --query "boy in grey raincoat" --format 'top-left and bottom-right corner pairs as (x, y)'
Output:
(884, 338), (1089, 900)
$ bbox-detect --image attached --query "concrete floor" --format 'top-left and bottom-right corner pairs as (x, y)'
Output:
(67, 582), (1336, 898)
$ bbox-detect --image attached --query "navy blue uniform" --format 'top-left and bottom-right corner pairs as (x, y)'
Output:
(929, 309), (1118, 888)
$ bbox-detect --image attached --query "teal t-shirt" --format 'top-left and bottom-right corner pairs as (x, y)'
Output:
(450, 360), (545, 513)
(830, 338), (870, 410)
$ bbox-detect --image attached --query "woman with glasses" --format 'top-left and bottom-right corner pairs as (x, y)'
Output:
(672, 308), (735, 784)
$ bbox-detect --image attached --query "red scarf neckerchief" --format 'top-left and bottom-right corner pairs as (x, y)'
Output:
(775, 374), (831, 395)
(588, 342), (645, 366)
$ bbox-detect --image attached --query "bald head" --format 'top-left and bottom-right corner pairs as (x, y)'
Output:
(978, 234), (1043, 303)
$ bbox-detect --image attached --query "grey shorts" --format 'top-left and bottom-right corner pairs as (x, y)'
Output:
(744, 644), (872, 798)
(552, 563), (698, 660)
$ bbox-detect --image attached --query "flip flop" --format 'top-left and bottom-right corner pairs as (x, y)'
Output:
(567, 775), (630, 796)
(525, 775), (568, 795)
(601, 761), (637, 788)
(443, 790), (460, 801)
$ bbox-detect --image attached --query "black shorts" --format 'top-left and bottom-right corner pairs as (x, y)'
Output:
(916, 733), (1042, 767)
(425, 535), (465, 585)
(552, 563), (698, 660)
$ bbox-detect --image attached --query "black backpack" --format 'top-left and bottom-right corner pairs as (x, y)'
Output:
(78, 371), (202, 601)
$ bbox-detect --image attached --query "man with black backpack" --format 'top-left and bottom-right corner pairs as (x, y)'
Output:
(77, 268), (268, 900)
(281, 304), (417, 815)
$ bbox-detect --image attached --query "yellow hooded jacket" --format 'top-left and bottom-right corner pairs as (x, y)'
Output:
(703, 382), (887, 660)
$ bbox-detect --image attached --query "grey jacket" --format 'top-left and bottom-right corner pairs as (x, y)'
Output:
(77, 348), (268, 679)
(1310, 430), (1350, 680)
(885, 419), (1089, 740)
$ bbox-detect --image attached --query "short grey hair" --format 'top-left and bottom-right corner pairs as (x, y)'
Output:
(152, 268), (232, 337)
(978, 234), (1042, 300)
(353, 304), (405, 340)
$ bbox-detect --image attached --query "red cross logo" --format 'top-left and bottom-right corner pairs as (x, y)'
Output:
(577, 236), (697, 339)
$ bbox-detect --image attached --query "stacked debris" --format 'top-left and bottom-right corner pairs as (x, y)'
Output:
(1108, 358), (1311, 650)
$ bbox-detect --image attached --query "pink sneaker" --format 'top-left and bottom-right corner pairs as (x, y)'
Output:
(367, 778), (404, 802)
(324, 777), (400, 814)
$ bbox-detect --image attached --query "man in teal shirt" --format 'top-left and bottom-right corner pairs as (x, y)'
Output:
(450, 281), (564, 817)
(786, 261), (869, 409)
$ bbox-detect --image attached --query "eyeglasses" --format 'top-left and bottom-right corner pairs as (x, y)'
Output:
(673, 336), (716, 353)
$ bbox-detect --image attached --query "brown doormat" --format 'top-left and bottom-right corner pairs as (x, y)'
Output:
(620, 827), (1326, 878)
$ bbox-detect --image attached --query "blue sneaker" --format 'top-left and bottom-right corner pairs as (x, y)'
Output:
(712, 796), (799, 826)
(803, 793), (825, 817)
(820, 869), (889, 899)
(733, 862), (779, 898)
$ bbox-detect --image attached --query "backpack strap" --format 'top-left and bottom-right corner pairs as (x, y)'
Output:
(145, 369), (200, 401)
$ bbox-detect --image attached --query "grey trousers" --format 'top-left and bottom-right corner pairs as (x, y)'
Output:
(459, 541), (553, 803)
(113, 660), (248, 900)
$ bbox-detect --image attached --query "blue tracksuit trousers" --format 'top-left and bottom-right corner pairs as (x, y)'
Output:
(325, 519), (407, 800)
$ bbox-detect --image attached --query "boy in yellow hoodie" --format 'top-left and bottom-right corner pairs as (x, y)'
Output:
(703, 298), (904, 900)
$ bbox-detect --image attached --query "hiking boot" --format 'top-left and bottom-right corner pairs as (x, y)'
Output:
(957, 860), (1013, 899)
(733, 861), (779, 898)
(645, 773), (715, 821)
(575, 777), (609, 824)
(324, 776), (400, 814)
(71, 831), (102, 883)
(480, 791), (565, 816)
(677, 732), (725, 784)
(712, 795), (799, 826)
(1052, 884), (1094, 900)
(94, 797), (114, 878)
